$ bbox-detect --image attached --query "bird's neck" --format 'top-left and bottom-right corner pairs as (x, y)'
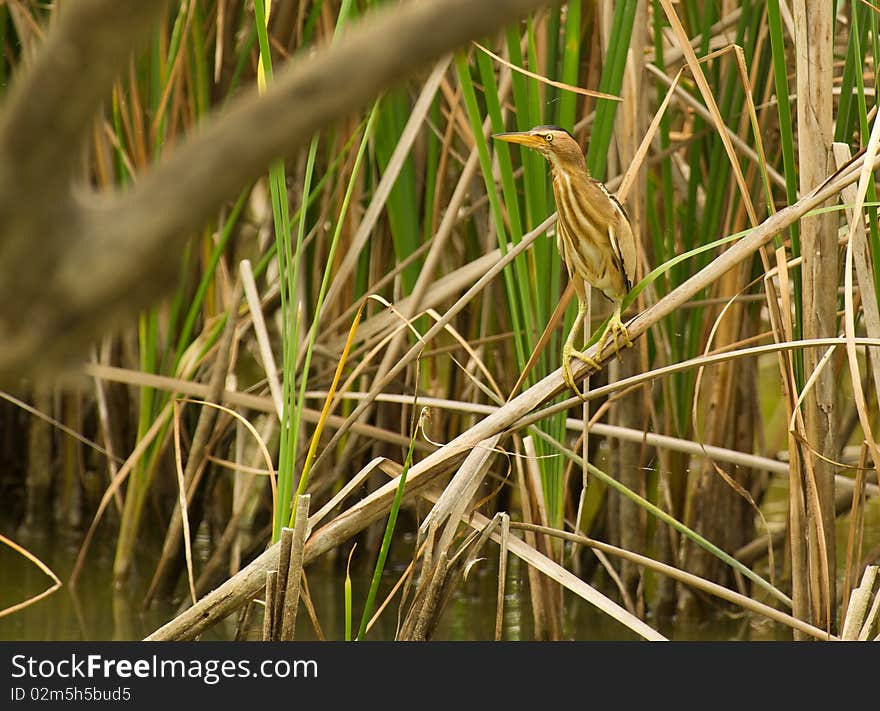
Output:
(547, 152), (589, 181)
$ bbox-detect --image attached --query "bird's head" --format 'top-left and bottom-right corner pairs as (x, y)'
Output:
(492, 125), (585, 172)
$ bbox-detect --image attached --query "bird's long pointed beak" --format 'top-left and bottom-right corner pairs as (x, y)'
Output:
(492, 131), (542, 148)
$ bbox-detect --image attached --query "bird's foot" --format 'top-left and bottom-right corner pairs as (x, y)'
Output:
(562, 342), (601, 398)
(596, 312), (632, 362)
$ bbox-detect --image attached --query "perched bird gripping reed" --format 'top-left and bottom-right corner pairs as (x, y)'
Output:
(493, 125), (637, 397)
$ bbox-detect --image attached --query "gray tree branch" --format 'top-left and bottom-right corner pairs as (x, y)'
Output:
(0, 0), (168, 195)
(0, 0), (555, 383)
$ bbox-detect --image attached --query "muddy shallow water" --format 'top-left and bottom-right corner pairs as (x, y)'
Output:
(0, 525), (795, 641)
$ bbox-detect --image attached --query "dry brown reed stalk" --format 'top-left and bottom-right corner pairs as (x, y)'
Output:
(262, 570), (278, 641)
(272, 527), (295, 639)
(609, 0), (648, 608)
(834, 144), (880, 406)
(0, 533), (62, 619)
(793, 0), (838, 634)
(841, 444), (871, 624)
(241, 259), (283, 419)
(513, 438), (551, 638)
(658, 0), (759, 228)
(841, 565), (879, 640)
(495, 512), (510, 641)
(511, 522), (834, 641)
(522, 434), (562, 638)
(279, 495), (311, 640)
(82, 363), (427, 452)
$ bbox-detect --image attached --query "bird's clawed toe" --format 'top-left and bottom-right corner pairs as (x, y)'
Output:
(562, 342), (599, 399)
(596, 311), (631, 363)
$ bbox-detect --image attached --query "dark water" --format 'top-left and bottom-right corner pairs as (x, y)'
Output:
(0, 525), (783, 641)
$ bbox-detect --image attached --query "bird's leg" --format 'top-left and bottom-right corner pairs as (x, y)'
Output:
(595, 302), (631, 361)
(562, 297), (600, 397)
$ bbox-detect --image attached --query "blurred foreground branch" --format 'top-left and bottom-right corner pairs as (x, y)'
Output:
(0, 0), (555, 383)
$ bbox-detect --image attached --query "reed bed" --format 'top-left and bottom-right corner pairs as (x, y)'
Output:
(1, 0), (879, 641)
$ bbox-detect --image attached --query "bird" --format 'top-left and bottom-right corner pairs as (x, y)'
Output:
(493, 125), (637, 397)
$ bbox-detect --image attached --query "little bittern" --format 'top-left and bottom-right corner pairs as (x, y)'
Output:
(493, 125), (637, 396)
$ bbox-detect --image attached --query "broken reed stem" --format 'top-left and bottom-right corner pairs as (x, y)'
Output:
(495, 513), (510, 642)
(273, 527), (295, 637)
(234, 599), (257, 641)
(262, 570), (278, 642)
(261, 496), (313, 641)
(841, 565), (878, 640)
(280, 494), (311, 640)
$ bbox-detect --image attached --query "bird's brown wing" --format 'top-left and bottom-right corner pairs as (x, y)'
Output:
(605, 190), (638, 294)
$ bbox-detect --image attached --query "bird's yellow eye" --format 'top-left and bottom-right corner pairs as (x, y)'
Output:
(545, 133), (554, 142)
